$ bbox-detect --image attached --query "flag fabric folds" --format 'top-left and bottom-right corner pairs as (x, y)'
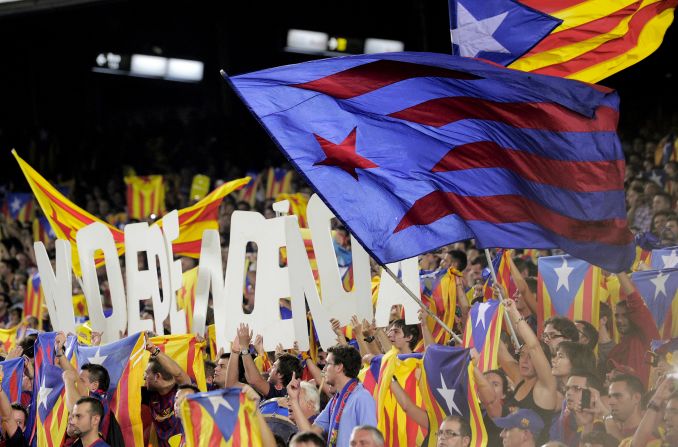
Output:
(147, 334), (207, 391)
(264, 167), (293, 199)
(24, 272), (44, 327)
(481, 250), (515, 300)
(632, 268), (678, 338)
(0, 357), (25, 403)
(176, 267), (199, 333)
(463, 299), (504, 373)
(419, 268), (459, 346)
(420, 344), (486, 447)
(449, 0), (678, 83)
(238, 170), (262, 207)
(33, 216), (56, 243)
(178, 388), (262, 447)
(4, 192), (35, 222)
(75, 333), (147, 447)
(537, 255), (602, 334)
(0, 326), (20, 355)
(651, 247), (678, 269)
(124, 175), (166, 220)
(276, 192), (309, 227)
(227, 52), (634, 272)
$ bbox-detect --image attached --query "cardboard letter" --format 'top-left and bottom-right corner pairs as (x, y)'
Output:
(374, 258), (421, 327)
(34, 240), (75, 333)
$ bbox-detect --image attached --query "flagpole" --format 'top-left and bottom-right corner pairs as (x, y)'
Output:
(381, 264), (463, 345)
(483, 249), (522, 351)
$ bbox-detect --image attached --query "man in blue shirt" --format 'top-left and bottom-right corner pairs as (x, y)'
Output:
(287, 345), (378, 447)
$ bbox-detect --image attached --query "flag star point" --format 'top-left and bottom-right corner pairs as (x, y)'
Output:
(87, 348), (108, 365)
(662, 250), (678, 268)
(207, 394), (234, 413)
(313, 128), (378, 180)
(650, 272), (669, 299)
(451, 2), (510, 58)
(436, 373), (463, 416)
(554, 257), (574, 292)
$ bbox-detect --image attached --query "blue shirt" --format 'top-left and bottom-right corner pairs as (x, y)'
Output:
(314, 382), (377, 446)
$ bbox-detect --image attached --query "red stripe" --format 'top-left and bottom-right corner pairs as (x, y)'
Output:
(527, 2), (642, 55)
(519, 0), (588, 14)
(292, 59), (482, 99)
(244, 404), (254, 445)
(394, 190), (633, 245)
(189, 401), (203, 445)
(118, 361), (133, 445)
(580, 269), (593, 322)
(432, 141), (624, 192)
(404, 371), (420, 443)
(533, 0), (678, 77)
(537, 277), (546, 335)
(172, 240), (203, 257)
(389, 96), (618, 132)
(179, 200), (221, 224)
(187, 339), (197, 383)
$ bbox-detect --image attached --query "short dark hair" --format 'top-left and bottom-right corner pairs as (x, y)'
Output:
(11, 403), (28, 421)
(81, 363), (110, 392)
(18, 334), (37, 359)
(609, 373), (645, 396)
(575, 320), (599, 350)
(580, 430), (620, 447)
(556, 342), (597, 376)
(276, 353), (303, 387)
(289, 431), (326, 446)
(543, 316), (579, 343)
(442, 415), (471, 438)
(178, 383), (200, 393)
(148, 358), (174, 381)
(327, 345), (362, 379)
(76, 396), (104, 418)
(569, 368), (604, 393)
(204, 361), (216, 378)
(448, 250), (468, 272)
(484, 369), (511, 399)
(389, 319), (421, 350)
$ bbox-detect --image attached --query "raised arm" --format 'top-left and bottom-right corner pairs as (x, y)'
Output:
(631, 375), (674, 447)
(237, 323), (271, 396)
(0, 366), (20, 438)
(146, 334), (191, 386)
(391, 377), (428, 429)
(417, 309), (435, 348)
(618, 272), (661, 342)
(507, 255), (537, 315)
(286, 373), (324, 435)
(497, 340), (521, 385)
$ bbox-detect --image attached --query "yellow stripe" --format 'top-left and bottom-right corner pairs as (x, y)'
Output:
(550, 0), (647, 32)
(567, 5), (676, 82)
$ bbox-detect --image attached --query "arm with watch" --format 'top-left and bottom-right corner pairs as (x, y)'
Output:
(145, 333), (191, 386)
(54, 331), (84, 412)
(630, 375), (674, 447)
(236, 323), (271, 397)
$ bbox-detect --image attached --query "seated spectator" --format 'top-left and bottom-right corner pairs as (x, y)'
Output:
(494, 408), (544, 447)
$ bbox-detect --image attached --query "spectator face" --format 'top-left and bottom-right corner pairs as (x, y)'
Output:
(349, 428), (381, 447)
(653, 214), (669, 234)
(12, 408), (25, 431)
(79, 370), (97, 393)
(436, 419), (470, 447)
(614, 305), (630, 335)
(499, 427), (529, 447)
(323, 353), (341, 387)
(542, 323), (568, 354)
(387, 325), (412, 352)
(213, 357), (228, 388)
(608, 381), (640, 422)
(666, 220), (678, 240)
(665, 398), (678, 444)
(564, 375), (587, 412)
(268, 360), (283, 386)
(68, 402), (97, 438)
(575, 322), (590, 347)
(484, 372), (506, 400)
(518, 349), (536, 379)
(653, 195), (671, 214)
(551, 347), (572, 378)
(174, 388), (194, 416)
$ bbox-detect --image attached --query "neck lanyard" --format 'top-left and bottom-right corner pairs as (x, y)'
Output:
(327, 378), (358, 447)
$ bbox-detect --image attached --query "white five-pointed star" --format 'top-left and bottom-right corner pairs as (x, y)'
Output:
(475, 302), (492, 329)
(650, 272), (669, 299)
(10, 198), (21, 213)
(649, 171), (663, 186)
(662, 250), (678, 268)
(38, 380), (53, 409)
(554, 257), (574, 292)
(207, 394), (234, 413)
(436, 373), (462, 416)
(451, 2), (510, 58)
(87, 348), (108, 365)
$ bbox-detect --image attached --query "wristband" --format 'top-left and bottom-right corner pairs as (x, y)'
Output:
(364, 336), (376, 343)
(240, 349), (250, 356)
(151, 347), (160, 358)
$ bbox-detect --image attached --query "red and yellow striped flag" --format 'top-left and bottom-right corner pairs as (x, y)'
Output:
(264, 167), (293, 199)
(13, 150), (125, 277)
(24, 272), (43, 326)
(124, 175), (166, 219)
(147, 334), (207, 391)
(419, 268), (460, 348)
(276, 192), (309, 227)
(463, 300), (504, 373)
(207, 324), (218, 361)
(164, 177), (251, 257)
(238, 170), (263, 207)
(513, 0), (678, 83)
(0, 326), (19, 355)
(176, 267), (198, 333)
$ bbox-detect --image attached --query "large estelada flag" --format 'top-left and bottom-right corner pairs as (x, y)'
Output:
(632, 268), (678, 338)
(124, 175), (166, 220)
(651, 246), (678, 269)
(0, 357), (25, 403)
(179, 388), (263, 447)
(226, 52), (634, 272)
(463, 299), (504, 372)
(146, 334), (207, 391)
(75, 333), (146, 447)
(420, 344), (485, 447)
(449, 0), (677, 83)
(537, 254), (602, 334)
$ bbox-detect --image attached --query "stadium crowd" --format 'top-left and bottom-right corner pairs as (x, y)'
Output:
(1, 107), (678, 447)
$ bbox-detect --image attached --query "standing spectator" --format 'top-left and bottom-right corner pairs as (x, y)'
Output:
(287, 345), (377, 447)
(68, 397), (110, 447)
(606, 374), (645, 441)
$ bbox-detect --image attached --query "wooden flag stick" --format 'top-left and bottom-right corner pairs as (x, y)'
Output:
(484, 249), (522, 351)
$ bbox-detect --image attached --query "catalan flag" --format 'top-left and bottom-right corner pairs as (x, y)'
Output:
(450, 0), (678, 83)
(537, 255), (602, 334)
(164, 177), (251, 258)
(24, 272), (44, 327)
(73, 293), (88, 318)
(0, 326), (19, 355)
(655, 132), (678, 166)
(463, 299), (504, 373)
(651, 246), (678, 269)
(481, 250), (515, 300)
(599, 273), (622, 343)
(632, 245), (653, 271)
(632, 268), (678, 338)
(0, 357), (25, 403)
(147, 334), (207, 391)
(124, 175), (166, 220)
(13, 150), (126, 277)
(33, 216), (56, 243)
(264, 167), (293, 199)
(4, 192), (35, 222)
(75, 333), (147, 447)
(276, 192), (309, 227)
(176, 267), (198, 333)
(419, 268), (459, 347)
(178, 388), (263, 447)
(420, 344), (486, 447)
(238, 170), (262, 207)
(207, 324), (218, 361)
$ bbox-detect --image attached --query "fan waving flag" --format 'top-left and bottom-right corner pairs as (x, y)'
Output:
(537, 255), (602, 334)
(631, 268), (678, 338)
(226, 52), (634, 273)
(179, 388), (262, 447)
(463, 299), (504, 372)
(450, 0), (678, 83)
